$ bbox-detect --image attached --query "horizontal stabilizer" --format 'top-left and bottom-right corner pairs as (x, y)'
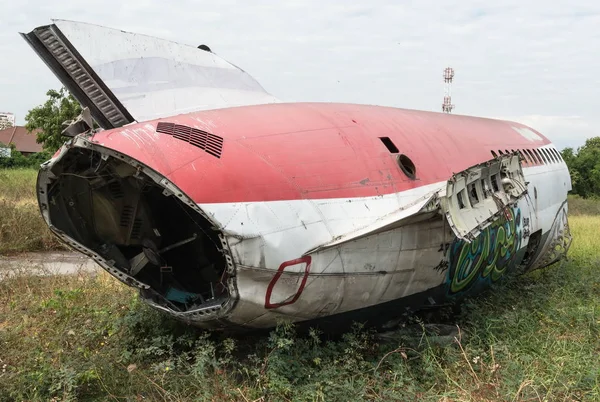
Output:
(21, 19), (280, 129)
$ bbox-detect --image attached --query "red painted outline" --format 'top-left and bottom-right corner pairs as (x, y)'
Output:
(264, 256), (312, 309)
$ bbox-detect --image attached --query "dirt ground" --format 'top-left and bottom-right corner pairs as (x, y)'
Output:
(0, 251), (98, 280)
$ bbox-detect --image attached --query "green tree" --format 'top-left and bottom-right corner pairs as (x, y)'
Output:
(24, 87), (82, 153)
(562, 136), (600, 199)
(561, 147), (580, 191)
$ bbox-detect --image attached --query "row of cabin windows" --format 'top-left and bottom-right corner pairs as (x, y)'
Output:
(490, 147), (563, 166)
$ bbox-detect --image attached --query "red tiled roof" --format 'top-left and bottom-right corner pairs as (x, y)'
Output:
(0, 126), (43, 153)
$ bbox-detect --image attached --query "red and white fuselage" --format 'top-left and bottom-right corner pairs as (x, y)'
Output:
(23, 21), (572, 331)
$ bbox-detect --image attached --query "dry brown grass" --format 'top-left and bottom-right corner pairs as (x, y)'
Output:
(0, 169), (64, 255)
(0, 212), (598, 401)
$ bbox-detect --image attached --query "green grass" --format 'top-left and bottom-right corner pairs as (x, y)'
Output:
(0, 168), (64, 254)
(0, 168), (38, 201)
(0, 168), (599, 400)
(569, 194), (600, 216)
(0, 215), (598, 401)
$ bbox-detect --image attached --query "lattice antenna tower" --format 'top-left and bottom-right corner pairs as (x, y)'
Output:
(442, 67), (455, 113)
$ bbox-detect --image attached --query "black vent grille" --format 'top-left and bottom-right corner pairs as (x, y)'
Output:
(120, 206), (134, 227)
(156, 122), (223, 158)
(107, 181), (124, 199)
(131, 219), (143, 239)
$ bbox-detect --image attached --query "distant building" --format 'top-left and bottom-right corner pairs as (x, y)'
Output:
(0, 126), (43, 156)
(0, 112), (15, 130)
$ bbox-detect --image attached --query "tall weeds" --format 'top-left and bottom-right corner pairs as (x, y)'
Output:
(0, 215), (598, 400)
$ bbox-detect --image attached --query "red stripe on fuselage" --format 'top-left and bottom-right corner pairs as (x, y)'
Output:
(88, 103), (551, 203)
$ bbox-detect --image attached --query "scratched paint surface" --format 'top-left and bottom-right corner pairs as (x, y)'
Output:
(85, 101), (555, 205)
(40, 133), (572, 329)
(48, 129), (572, 329)
(26, 19), (575, 331)
(222, 161), (571, 328)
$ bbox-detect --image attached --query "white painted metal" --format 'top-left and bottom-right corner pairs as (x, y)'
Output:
(188, 155), (572, 328)
(200, 181), (447, 268)
(443, 154), (527, 241)
(36, 131), (573, 329)
(51, 20), (280, 123)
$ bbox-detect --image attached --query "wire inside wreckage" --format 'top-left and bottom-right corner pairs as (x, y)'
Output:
(44, 148), (229, 312)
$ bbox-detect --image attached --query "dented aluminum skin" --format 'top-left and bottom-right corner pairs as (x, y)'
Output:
(26, 20), (573, 332)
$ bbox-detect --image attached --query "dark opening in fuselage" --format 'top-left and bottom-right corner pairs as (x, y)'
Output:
(44, 147), (228, 312)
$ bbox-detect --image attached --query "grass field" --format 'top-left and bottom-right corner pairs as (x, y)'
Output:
(0, 168), (599, 400)
(0, 168), (63, 254)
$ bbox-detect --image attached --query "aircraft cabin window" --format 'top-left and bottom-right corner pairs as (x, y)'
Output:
(537, 150), (545, 164)
(527, 149), (539, 164)
(530, 149), (541, 164)
(490, 174), (500, 192)
(541, 148), (551, 163)
(468, 182), (480, 206)
(533, 149), (545, 164)
(554, 148), (563, 162)
(379, 137), (399, 154)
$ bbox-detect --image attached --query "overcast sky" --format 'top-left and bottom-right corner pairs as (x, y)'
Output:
(1, 1), (598, 150)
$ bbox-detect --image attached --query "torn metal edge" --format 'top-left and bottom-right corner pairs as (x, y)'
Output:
(36, 136), (239, 322)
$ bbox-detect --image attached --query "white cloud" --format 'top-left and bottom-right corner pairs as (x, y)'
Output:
(0, 0), (598, 148)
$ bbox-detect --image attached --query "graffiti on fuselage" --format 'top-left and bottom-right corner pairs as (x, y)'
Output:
(446, 206), (523, 295)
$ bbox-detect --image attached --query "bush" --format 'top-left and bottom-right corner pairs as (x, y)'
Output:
(0, 142), (52, 169)
(562, 137), (600, 199)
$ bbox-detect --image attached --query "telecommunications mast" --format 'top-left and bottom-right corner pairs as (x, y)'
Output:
(442, 67), (455, 113)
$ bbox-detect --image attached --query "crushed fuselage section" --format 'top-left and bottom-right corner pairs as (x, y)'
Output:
(442, 154), (527, 242)
(37, 138), (235, 323)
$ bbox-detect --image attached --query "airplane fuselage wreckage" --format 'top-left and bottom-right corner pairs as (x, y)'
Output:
(22, 20), (572, 332)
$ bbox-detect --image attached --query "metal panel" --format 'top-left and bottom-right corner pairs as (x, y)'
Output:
(57, 19), (279, 122)
(156, 122), (223, 158)
(442, 153), (527, 241)
(22, 19), (280, 127)
(21, 25), (134, 129)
